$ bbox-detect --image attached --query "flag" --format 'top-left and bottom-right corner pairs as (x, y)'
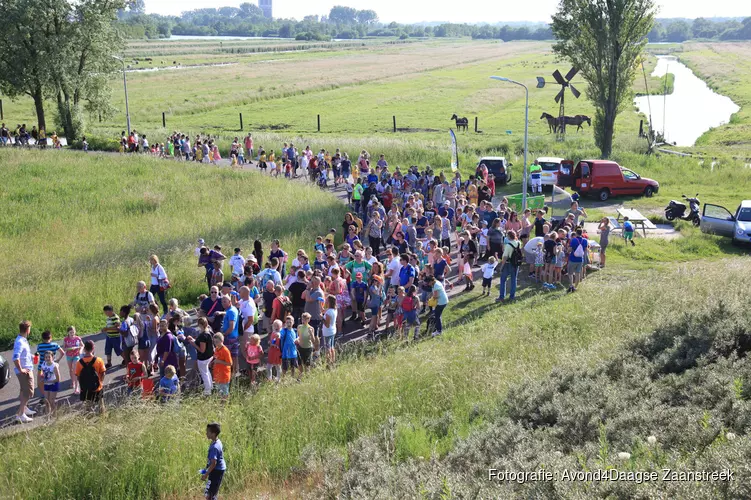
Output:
(449, 129), (458, 172)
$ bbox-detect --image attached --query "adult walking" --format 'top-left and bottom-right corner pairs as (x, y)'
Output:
(186, 317), (214, 396)
(496, 230), (522, 303)
(12, 320), (36, 423)
(485, 218), (504, 260)
(149, 255), (169, 313)
(428, 277), (448, 337)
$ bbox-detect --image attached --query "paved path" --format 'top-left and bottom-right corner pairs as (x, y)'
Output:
(0, 153), (491, 427)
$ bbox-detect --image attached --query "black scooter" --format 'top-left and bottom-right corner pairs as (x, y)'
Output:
(665, 193), (701, 227)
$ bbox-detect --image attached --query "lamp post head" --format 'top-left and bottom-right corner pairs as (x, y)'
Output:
(490, 76), (509, 82)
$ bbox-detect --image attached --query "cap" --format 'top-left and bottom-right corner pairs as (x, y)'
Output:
(248, 255), (257, 262)
(198, 238), (205, 244)
(373, 275), (383, 283)
(222, 281), (233, 288)
(355, 272), (363, 278)
(444, 201), (450, 205)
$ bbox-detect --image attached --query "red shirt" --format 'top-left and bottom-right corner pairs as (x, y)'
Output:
(267, 332), (282, 365)
(127, 362), (145, 388)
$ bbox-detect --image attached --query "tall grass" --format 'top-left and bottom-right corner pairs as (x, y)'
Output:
(1, 257), (748, 499)
(0, 149), (346, 347)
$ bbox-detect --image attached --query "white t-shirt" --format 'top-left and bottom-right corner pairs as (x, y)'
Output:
(365, 256), (378, 266)
(151, 264), (167, 286)
(387, 258), (402, 281)
(323, 308), (337, 337)
(195, 247), (203, 257)
(229, 254), (246, 276)
(238, 299), (257, 333)
(481, 262), (497, 279)
(479, 229), (488, 246)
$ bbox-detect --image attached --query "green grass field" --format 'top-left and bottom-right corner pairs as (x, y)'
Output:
(0, 149), (346, 348)
(1, 257), (748, 499)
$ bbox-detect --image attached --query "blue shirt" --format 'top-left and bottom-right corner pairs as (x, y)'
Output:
(279, 327), (298, 359)
(223, 306), (239, 339)
(351, 281), (368, 301)
(35, 342), (61, 371)
(159, 375), (179, 397)
(207, 439), (227, 471)
(399, 264), (416, 287)
(623, 221), (634, 232)
(433, 259), (448, 280)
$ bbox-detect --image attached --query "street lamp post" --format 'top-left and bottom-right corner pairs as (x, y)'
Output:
(490, 76), (529, 212)
(112, 55), (131, 136)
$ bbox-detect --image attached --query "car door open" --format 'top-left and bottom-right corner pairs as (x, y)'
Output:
(701, 204), (735, 237)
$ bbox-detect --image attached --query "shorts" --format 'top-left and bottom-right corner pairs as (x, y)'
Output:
(215, 383), (230, 396)
(44, 382), (60, 392)
(545, 254), (554, 264)
(370, 306), (381, 316)
(282, 358), (299, 370)
(600, 243), (608, 254)
(225, 336), (240, 357)
(298, 347), (313, 366)
(248, 363), (259, 373)
(535, 263), (545, 268)
(556, 258), (565, 269)
(138, 336), (150, 350)
(16, 371), (34, 399)
(624, 231), (634, 240)
(355, 300), (364, 312)
(104, 336), (122, 356)
(322, 335), (335, 350)
(66, 355), (80, 364)
(205, 469), (225, 500)
(80, 388), (102, 402)
(525, 253), (536, 265)
(403, 311), (420, 326)
(482, 277), (492, 288)
(569, 261), (584, 274)
(395, 314), (404, 328)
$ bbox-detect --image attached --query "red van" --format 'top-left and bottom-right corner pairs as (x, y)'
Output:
(570, 160), (659, 201)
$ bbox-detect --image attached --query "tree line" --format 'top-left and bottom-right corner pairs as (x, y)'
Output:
(648, 17), (751, 42)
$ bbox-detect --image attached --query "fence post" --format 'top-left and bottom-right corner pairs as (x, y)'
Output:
(393, 116), (396, 133)
(162, 112), (166, 128)
(239, 113), (244, 131)
(475, 117), (478, 133)
(0, 99), (3, 120)
(317, 114), (321, 132)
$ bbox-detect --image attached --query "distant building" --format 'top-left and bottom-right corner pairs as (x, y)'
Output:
(259, 0), (272, 18)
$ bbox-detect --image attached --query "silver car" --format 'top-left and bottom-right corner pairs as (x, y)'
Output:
(700, 200), (751, 244)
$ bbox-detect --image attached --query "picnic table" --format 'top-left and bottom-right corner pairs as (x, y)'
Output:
(615, 208), (656, 237)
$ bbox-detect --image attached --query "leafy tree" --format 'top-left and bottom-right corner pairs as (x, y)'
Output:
(647, 22), (665, 42)
(664, 20), (691, 42)
(692, 18), (718, 39)
(356, 10), (378, 25)
(552, 0), (655, 158)
(329, 6), (357, 25)
(238, 2), (263, 19)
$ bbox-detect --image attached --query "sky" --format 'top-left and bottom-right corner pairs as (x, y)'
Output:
(146, 0), (751, 23)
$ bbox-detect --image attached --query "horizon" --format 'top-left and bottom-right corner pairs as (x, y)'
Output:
(145, 0), (751, 24)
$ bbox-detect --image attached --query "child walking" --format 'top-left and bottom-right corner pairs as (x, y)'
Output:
(63, 326), (83, 394)
(480, 256), (497, 296)
(212, 333), (232, 401)
(623, 216), (636, 246)
(244, 334), (263, 385)
(40, 351), (61, 415)
(202, 422), (227, 500)
(126, 350), (147, 395)
(158, 364), (180, 402)
(266, 320), (282, 382)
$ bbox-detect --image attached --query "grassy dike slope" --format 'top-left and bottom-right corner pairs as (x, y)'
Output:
(0, 150), (346, 347)
(2, 258), (748, 499)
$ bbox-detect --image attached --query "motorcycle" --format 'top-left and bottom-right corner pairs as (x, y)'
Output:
(665, 193), (701, 227)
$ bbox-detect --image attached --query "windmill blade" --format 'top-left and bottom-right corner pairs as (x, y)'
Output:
(564, 67), (579, 82)
(554, 88), (565, 103)
(569, 84), (581, 99)
(552, 69), (566, 86)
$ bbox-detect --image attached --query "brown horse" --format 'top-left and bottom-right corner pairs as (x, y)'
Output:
(561, 115), (592, 132)
(451, 114), (469, 131)
(540, 112), (558, 133)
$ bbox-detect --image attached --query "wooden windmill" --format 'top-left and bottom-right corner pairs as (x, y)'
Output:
(537, 67), (581, 140)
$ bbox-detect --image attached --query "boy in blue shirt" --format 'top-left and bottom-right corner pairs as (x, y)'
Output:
(202, 422), (227, 500)
(623, 217), (636, 246)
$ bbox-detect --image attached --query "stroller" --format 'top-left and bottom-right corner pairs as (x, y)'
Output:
(317, 169), (328, 189)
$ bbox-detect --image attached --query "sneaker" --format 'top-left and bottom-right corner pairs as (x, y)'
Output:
(16, 414), (33, 424)
(495, 297), (504, 303)
(105, 362), (112, 369)
(24, 408), (37, 417)
(74, 388), (80, 394)
(431, 331), (442, 337)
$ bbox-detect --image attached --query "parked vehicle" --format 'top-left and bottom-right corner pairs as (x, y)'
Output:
(570, 160), (659, 201)
(700, 200), (751, 245)
(665, 194), (701, 227)
(477, 157), (511, 185)
(0, 354), (10, 389)
(528, 157), (564, 190)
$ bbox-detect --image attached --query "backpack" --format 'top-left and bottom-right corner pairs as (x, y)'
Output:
(573, 238), (585, 258)
(278, 296), (293, 320)
(402, 295), (415, 313)
(171, 332), (184, 354)
(78, 357), (100, 392)
(509, 242), (523, 267)
(122, 318), (139, 348)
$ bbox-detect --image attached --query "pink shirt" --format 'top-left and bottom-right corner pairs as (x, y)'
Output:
(245, 344), (263, 365)
(64, 336), (83, 358)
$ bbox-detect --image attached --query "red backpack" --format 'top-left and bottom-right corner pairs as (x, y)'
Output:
(402, 295), (415, 313)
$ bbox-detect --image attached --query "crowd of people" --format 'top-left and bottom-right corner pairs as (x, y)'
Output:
(0, 122), (63, 148)
(11, 140), (610, 431)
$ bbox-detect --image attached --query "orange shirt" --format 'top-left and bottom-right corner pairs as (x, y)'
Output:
(212, 345), (232, 384)
(74, 355), (106, 392)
